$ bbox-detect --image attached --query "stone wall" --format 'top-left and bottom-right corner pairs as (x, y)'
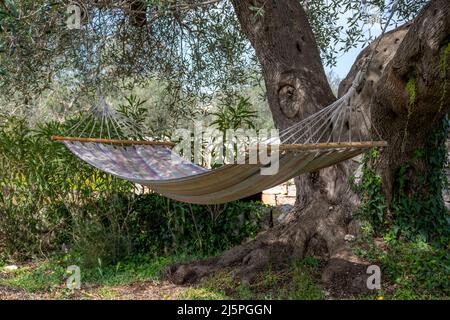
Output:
(262, 179), (296, 206)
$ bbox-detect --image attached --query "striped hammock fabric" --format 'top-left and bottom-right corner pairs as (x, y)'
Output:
(64, 141), (370, 204)
(65, 141), (207, 181)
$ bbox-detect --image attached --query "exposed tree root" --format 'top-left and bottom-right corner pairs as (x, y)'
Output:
(166, 195), (370, 296)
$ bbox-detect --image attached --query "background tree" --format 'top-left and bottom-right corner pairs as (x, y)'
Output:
(0, 0), (448, 293)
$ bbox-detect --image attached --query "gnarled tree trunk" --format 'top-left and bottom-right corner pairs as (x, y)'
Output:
(167, 0), (450, 295)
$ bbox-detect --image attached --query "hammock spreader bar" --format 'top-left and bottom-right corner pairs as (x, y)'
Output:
(51, 135), (176, 147)
(51, 136), (387, 151)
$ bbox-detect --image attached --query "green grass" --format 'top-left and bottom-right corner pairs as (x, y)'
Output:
(179, 288), (229, 300)
(0, 252), (207, 293)
(0, 262), (66, 292)
(80, 254), (177, 286)
(1, 240), (448, 300)
(179, 257), (325, 300)
(353, 236), (449, 300)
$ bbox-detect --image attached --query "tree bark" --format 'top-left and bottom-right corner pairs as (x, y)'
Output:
(166, 0), (450, 296)
(339, 0), (450, 216)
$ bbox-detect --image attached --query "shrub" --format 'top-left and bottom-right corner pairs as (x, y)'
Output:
(128, 194), (266, 256)
(0, 115), (134, 260)
(0, 114), (266, 265)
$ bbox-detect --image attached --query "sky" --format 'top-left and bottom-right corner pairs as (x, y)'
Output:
(328, 47), (362, 79)
(326, 3), (386, 79)
(328, 42), (379, 81)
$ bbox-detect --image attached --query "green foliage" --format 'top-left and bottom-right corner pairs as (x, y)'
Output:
(209, 96), (259, 167)
(117, 94), (148, 132)
(210, 96), (258, 132)
(0, 114), (139, 262)
(391, 117), (450, 246)
(0, 261), (67, 292)
(354, 239), (449, 299)
(181, 257), (324, 300)
(180, 287), (229, 300)
(249, 5), (265, 23)
(352, 117), (450, 247)
(77, 253), (205, 287)
(439, 42), (450, 113)
(0, 113), (266, 266)
(402, 75), (417, 150)
(0, 0), (427, 105)
(439, 42), (450, 77)
(406, 76), (417, 106)
(0, 253), (205, 293)
(279, 259), (325, 300)
(127, 194), (266, 257)
(350, 149), (387, 231)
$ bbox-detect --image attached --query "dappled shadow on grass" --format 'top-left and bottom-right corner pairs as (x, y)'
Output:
(352, 233), (449, 300)
(0, 254), (327, 300)
(0, 253), (209, 300)
(178, 257), (326, 300)
(1, 237), (448, 300)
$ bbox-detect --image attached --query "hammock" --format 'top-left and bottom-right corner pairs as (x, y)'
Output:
(51, 137), (385, 204)
(51, 1), (399, 205)
(50, 67), (386, 205)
